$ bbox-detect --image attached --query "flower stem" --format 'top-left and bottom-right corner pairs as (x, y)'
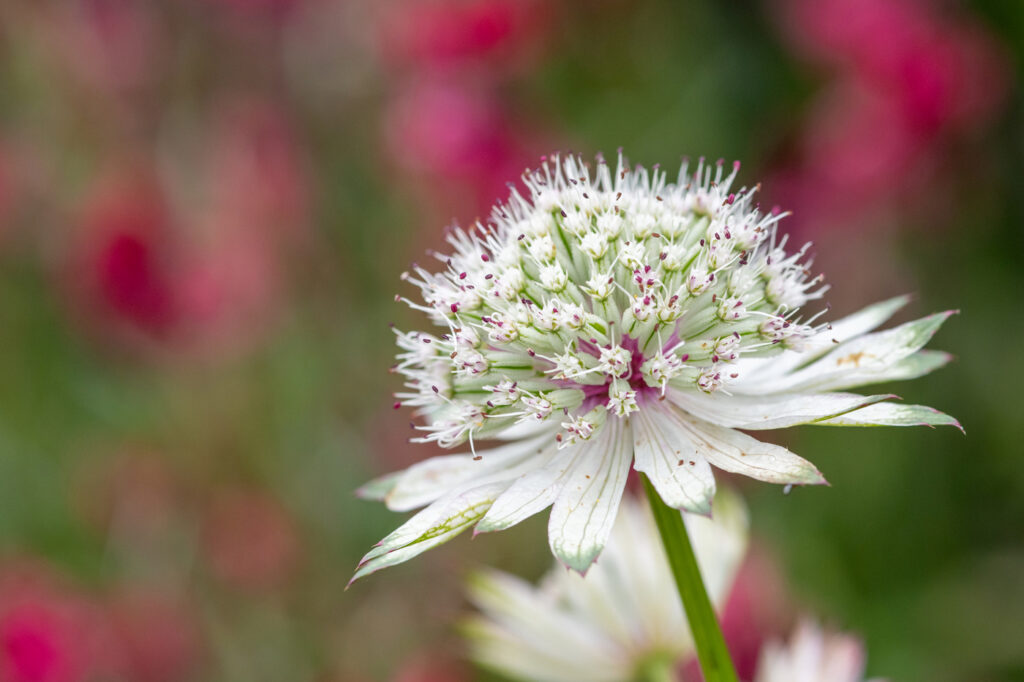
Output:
(642, 475), (739, 682)
(636, 656), (678, 682)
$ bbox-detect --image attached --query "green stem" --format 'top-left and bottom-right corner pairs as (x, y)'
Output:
(642, 475), (739, 682)
(636, 656), (678, 682)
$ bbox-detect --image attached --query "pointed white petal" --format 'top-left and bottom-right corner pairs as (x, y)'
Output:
(384, 432), (553, 512)
(740, 295), (912, 382)
(682, 415), (826, 485)
(548, 418), (633, 573)
(475, 439), (582, 533)
(667, 388), (894, 430)
(351, 482), (507, 584)
(736, 312), (954, 395)
(354, 471), (402, 501)
(633, 401), (716, 514)
(465, 570), (626, 682)
(815, 402), (962, 431)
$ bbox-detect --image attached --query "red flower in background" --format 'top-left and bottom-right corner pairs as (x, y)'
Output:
(0, 566), (109, 682)
(63, 99), (311, 357)
(69, 170), (180, 340)
(377, 0), (555, 229)
(375, 0), (550, 70)
(383, 77), (548, 226)
(770, 0), (1008, 236)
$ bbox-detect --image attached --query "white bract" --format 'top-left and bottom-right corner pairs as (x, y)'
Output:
(756, 621), (887, 682)
(354, 153), (958, 580)
(464, 492), (748, 682)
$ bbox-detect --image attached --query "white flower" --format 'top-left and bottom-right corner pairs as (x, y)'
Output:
(463, 492), (748, 682)
(756, 621), (887, 682)
(354, 153), (958, 580)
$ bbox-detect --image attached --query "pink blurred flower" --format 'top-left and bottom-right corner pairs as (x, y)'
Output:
(202, 488), (301, 592)
(769, 0), (1008, 236)
(105, 589), (201, 682)
(384, 78), (545, 221)
(67, 169), (180, 341)
(64, 100), (309, 356)
(375, 0), (549, 69)
(778, 0), (1007, 136)
(0, 565), (109, 682)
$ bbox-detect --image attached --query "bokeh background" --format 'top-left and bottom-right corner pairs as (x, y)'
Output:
(0, 0), (1021, 680)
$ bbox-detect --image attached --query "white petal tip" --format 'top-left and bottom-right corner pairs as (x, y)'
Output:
(553, 547), (601, 575)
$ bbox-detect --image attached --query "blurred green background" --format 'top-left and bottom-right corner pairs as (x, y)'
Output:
(0, 0), (1021, 680)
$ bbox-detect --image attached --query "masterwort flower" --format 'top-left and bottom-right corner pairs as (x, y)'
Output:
(755, 621), (886, 682)
(354, 153), (958, 580)
(464, 491), (747, 682)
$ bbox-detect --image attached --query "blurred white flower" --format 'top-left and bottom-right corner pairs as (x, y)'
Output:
(755, 621), (886, 682)
(354, 153), (957, 580)
(463, 491), (747, 682)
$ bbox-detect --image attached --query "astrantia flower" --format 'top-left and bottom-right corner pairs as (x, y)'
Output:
(354, 153), (957, 580)
(755, 621), (886, 682)
(464, 492), (747, 682)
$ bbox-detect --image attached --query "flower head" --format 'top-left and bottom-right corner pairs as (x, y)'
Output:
(354, 153), (957, 580)
(464, 492), (747, 682)
(755, 621), (886, 682)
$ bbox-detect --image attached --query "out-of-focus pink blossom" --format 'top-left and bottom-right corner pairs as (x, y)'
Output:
(67, 170), (180, 341)
(386, 80), (508, 180)
(375, 0), (549, 69)
(0, 565), (109, 682)
(64, 101), (309, 355)
(105, 589), (201, 682)
(770, 0), (1008, 236)
(202, 488), (301, 592)
(778, 0), (1007, 136)
(384, 79), (545, 221)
